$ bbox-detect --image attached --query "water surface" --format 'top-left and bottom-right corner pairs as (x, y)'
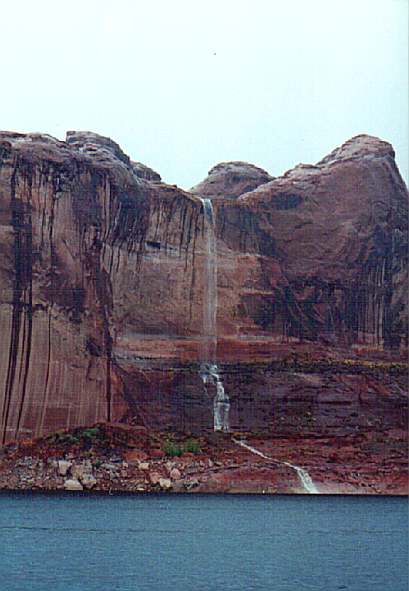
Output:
(0, 493), (407, 591)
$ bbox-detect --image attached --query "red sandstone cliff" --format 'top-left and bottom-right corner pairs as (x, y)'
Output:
(0, 131), (407, 443)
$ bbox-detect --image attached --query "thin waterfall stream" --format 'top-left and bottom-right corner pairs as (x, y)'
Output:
(199, 198), (317, 491)
(199, 198), (230, 432)
(232, 438), (319, 494)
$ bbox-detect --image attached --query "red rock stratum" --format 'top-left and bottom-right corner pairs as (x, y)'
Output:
(0, 131), (407, 446)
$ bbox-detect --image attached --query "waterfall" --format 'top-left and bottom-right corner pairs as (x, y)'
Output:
(232, 438), (318, 494)
(201, 198), (217, 365)
(292, 466), (317, 494)
(199, 198), (230, 432)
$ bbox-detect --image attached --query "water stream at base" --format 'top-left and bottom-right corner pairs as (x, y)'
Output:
(199, 198), (230, 432)
(232, 437), (319, 494)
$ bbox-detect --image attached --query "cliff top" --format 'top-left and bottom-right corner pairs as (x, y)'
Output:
(190, 161), (274, 200)
(0, 130), (162, 184)
(0, 131), (403, 202)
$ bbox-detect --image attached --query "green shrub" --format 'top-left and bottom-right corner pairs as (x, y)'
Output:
(47, 426), (107, 447)
(184, 438), (201, 454)
(163, 440), (183, 457)
(55, 432), (80, 445)
(81, 427), (103, 441)
(163, 437), (201, 456)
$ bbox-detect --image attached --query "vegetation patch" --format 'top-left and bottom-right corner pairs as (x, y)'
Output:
(46, 426), (108, 448)
(163, 437), (201, 457)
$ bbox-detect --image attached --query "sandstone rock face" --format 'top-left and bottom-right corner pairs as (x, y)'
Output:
(0, 130), (407, 443)
(213, 135), (408, 350)
(191, 161), (273, 200)
(66, 131), (161, 181)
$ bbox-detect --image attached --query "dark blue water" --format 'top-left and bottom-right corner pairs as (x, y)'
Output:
(0, 494), (407, 591)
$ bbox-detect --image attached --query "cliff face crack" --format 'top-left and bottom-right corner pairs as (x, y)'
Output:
(15, 224), (33, 438)
(199, 198), (230, 432)
(37, 309), (52, 437)
(2, 161), (34, 443)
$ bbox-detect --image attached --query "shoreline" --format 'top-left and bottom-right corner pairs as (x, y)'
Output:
(0, 489), (407, 497)
(1, 424), (407, 496)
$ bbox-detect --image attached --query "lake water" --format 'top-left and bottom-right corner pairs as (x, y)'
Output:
(0, 493), (407, 591)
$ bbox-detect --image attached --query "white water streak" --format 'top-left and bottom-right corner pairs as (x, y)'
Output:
(199, 198), (230, 432)
(232, 438), (319, 494)
(210, 364), (230, 432)
(201, 198), (217, 364)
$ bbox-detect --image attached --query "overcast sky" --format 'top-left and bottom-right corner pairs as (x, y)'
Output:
(1, 0), (407, 188)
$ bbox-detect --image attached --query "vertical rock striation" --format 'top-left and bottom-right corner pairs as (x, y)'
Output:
(0, 131), (407, 442)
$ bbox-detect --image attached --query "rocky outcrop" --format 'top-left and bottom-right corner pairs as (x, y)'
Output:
(0, 130), (407, 444)
(66, 131), (161, 181)
(191, 161), (273, 200)
(213, 135), (408, 350)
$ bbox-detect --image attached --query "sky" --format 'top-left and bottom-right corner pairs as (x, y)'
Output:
(1, 0), (407, 188)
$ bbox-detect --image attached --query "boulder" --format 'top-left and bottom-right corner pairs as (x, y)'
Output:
(169, 468), (181, 480)
(58, 461), (72, 477)
(149, 472), (162, 485)
(81, 474), (97, 489)
(124, 449), (148, 464)
(159, 478), (172, 490)
(184, 478), (199, 490)
(64, 478), (83, 491)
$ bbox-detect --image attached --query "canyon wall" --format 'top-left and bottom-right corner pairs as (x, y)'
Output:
(0, 131), (407, 442)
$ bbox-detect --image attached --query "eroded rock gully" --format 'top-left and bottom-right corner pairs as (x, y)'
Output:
(0, 130), (407, 492)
